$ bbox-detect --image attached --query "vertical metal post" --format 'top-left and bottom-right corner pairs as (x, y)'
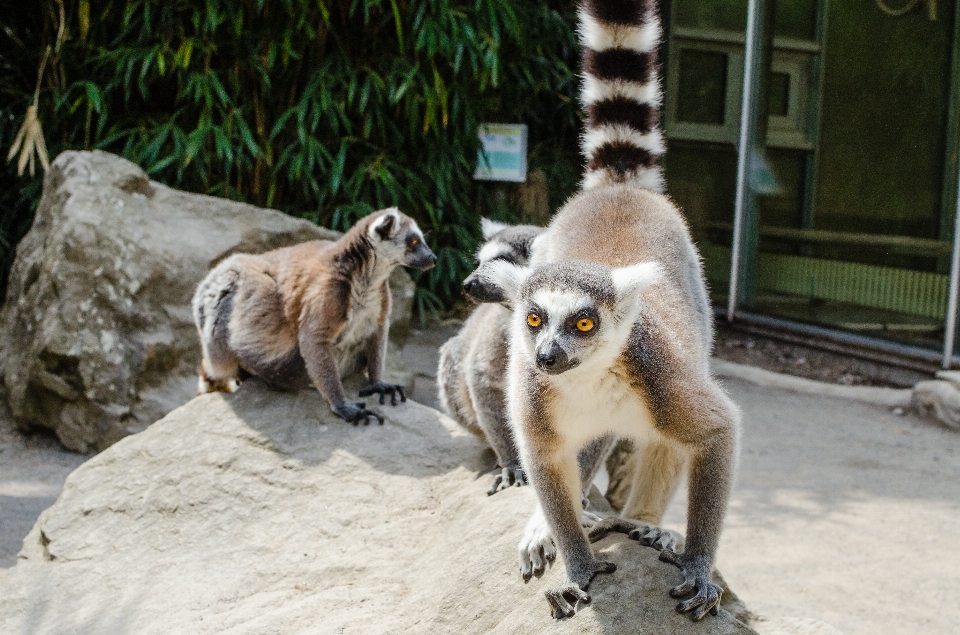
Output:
(942, 177), (960, 368)
(939, 0), (960, 368)
(727, 0), (763, 322)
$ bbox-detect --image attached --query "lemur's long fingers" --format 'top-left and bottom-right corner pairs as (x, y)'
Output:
(488, 472), (504, 496)
(389, 389), (397, 406)
(396, 386), (406, 402)
(653, 532), (676, 552)
(530, 544), (546, 577)
(679, 583), (721, 621)
(520, 551), (534, 581)
(545, 585), (588, 619)
(658, 548), (680, 566)
(542, 539), (556, 562)
(669, 572), (697, 598)
(587, 517), (639, 542)
(676, 591), (708, 615)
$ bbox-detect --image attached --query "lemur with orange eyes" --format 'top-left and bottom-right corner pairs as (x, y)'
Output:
(193, 208), (437, 425)
(467, 0), (740, 621)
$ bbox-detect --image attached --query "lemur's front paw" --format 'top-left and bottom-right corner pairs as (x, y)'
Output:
(544, 560), (617, 619)
(544, 582), (590, 619)
(334, 402), (384, 426)
(487, 462), (527, 495)
(658, 550), (722, 621)
(519, 511), (602, 580)
(519, 518), (556, 580)
(358, 381), (406, 406)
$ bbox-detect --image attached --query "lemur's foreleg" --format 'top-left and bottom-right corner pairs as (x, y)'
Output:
(358, 281), (406, 406)
(526, 447), (616, 619)
(518, 434), (616, 575)
(301, 334), (383, 425)
(658, 384), (739, 621)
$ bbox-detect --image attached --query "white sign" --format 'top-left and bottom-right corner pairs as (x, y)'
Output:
(474, 124), (528, 182)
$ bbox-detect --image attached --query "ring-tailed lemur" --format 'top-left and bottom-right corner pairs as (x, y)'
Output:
(193, 208), (437, 425)
(473, 0), (740, 621)
(438, 219), (543, 494)
(439, 220), (618, 499)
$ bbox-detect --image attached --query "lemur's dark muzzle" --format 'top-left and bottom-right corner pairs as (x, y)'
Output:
(462, 274), (505, 304)
(408, 249), (438, 271)
(536, 343), (576, 374)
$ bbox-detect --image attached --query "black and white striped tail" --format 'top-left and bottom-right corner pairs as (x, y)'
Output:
(579, 0), (665, 192)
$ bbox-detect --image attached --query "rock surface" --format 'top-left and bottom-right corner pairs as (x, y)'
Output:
(0, 151), (414, 452)
(0, 380), (755, 635)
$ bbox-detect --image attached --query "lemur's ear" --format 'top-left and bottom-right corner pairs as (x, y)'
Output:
(370, 209), (399, 240)
(480, 217), (511, 240)
(611, 262), (663, 304)
(478, 260), (530, 301)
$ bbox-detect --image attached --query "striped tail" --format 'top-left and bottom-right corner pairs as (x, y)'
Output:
(579, 0), (665, 192)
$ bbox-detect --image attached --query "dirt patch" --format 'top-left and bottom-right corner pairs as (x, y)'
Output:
(713, 323), (932, 388)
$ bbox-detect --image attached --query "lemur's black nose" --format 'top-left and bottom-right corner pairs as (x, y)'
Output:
(537, 352), (557, 369)
(536, 345), (573, 374)
(463, 278), (478, 295)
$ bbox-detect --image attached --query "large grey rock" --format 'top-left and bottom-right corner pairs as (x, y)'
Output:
(0, 151), (414, 452)
(0, 381), (754, 634)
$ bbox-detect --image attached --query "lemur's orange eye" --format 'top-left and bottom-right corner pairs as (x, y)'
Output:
(576, 318), (594, 332)
(527, 313), (542, 327)
(410, 238), (419, 247)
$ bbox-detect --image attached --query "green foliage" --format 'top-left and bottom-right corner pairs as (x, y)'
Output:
(0, 0), (582, 312)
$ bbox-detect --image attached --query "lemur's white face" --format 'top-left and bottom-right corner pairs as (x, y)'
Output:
(481, 259), (664, 376)
(368, 208), (436, 270)
(519, 288), (618, 375)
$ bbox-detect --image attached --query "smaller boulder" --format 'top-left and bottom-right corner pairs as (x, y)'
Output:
(911, 379), (960, 431)
(0, 150), (414, 452)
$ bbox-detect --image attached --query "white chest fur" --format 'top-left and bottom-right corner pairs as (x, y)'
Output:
(548, 364), (658, 449)
(333, 264), (391, 371)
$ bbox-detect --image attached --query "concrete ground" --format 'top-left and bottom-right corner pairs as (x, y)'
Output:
(0, 408), (86, 568)
(2, 324), (958, 635)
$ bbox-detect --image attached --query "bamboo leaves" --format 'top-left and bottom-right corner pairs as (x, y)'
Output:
(2, 0), (582, 310)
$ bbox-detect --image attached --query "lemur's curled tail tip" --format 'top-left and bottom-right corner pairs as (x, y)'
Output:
(579, 0), (665, 193)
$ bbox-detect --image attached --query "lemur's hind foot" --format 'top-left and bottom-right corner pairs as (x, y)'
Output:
(545, 559), (617, 619)
(358, 381), (406, 406)
(659, 550), (723, 621)
(487, 462), (527, 495)
(587, 517), (678, 551)
(196, 367), (239, 395)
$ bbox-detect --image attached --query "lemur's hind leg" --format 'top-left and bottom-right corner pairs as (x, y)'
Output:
(437, 336), (483, 436)
(193, 264), (242, 394)
(621, 440), (686, 550)
(468, 367), (524, 495)
(578, 434), (617, 511)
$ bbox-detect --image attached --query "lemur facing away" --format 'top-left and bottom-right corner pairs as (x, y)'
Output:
(193, 208), (437, 425)
(471, 0), (741, 621)
(437, 218), (544, 494)
(440, 220), (618, 502)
